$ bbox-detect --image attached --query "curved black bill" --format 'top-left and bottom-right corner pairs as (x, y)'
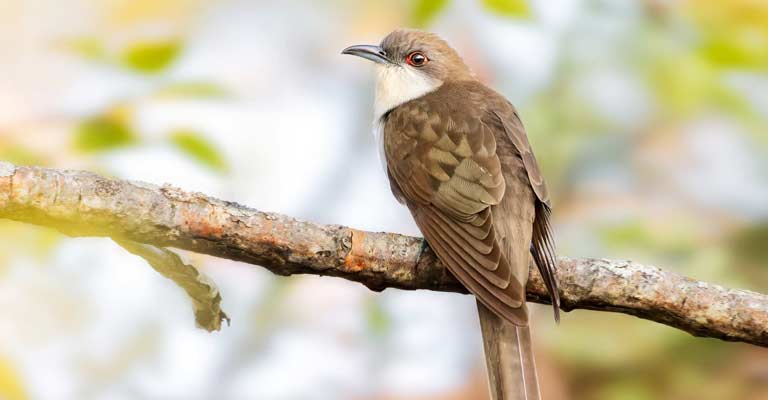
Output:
(341, 45), (391, 64)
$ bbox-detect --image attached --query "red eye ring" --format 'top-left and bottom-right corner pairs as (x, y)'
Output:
(406, 51), (428, 67)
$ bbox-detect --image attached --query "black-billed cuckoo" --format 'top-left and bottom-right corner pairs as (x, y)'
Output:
(342, 29), (560, 400)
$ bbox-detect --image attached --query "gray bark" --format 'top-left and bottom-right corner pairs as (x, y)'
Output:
(0, 161), (766, 346)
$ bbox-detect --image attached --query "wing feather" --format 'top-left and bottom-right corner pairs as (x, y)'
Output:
(383, 82), (559, 325)
(384, 94), (530, 325)
(490, 107), (561, 321)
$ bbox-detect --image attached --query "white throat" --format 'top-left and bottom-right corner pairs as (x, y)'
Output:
(371, 64), (442, 172)
(373, 64), (443, 120)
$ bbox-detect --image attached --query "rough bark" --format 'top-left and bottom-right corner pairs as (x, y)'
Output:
(0, 161), (766, 347)
(115, 239), (229, 331)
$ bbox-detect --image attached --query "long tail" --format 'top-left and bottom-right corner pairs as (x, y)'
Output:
(477, 301), (541, 400)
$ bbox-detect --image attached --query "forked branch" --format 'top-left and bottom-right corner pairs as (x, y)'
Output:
(0, 162), (765, 346)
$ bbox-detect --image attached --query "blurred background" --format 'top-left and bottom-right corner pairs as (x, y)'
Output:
(0, 0), (767, 399)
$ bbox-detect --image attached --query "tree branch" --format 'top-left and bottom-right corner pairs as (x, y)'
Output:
(0, 161), (766, 346)
(114, 239), (229, 331)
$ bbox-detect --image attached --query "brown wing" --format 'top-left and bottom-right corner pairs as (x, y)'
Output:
(383, 93), (529, 325)
(489, 106), (561, 322)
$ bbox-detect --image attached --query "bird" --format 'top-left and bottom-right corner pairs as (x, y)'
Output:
(342, 29), (560, 400)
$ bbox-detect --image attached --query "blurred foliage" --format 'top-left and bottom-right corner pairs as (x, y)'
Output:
(0, 146), (47, 167)
(62, 36), (183, 74)
(365, 297), (391, 336)
(61, 36), (227, 166)
(1, 0), (767, 399)
(729, 224), (768, 268)
(154, 81), (231, 99)
(169, 131), (228, 173)
(120, 40), (182, 74)
(686, 0), (768, 70)
(0, 356), (27, 400)
(74, 113), (137, 153)
(62, 37), (107, 61)
(104, 0), (202, 26)
(557, 310), (763, 400)
(591, 380), (654, 400)
(598, 219), (696, 260)
(645, 51), (758, 122)
(636, 0), (768, 141)
(0, 221), (62, 272)
(410, 0), (450, 27)
(410, 0), (530, 26)
(647, 53), (721, 116)
(522, 78), (610, 191)
(728, 224), (768, 289)
(77, 328), (159, 398)
(481, 0), (530, 18)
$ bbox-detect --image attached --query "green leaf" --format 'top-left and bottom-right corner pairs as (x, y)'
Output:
(411, 0), (450, 27)
(121, 40), (182, 74)
(481, 0), (530, 18)
(169, 131), (228, 172)
(74, 116), (137, 152)
(154, 81), (231, 99)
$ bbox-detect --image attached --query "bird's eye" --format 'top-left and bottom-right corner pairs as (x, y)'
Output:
(406, 51), (428, 67)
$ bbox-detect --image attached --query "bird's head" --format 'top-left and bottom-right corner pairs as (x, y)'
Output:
(342, 29), (474, 118)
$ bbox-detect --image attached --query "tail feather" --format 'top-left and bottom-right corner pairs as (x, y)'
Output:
(478, 301), (541, 400)
(531, 201), (560, 323)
